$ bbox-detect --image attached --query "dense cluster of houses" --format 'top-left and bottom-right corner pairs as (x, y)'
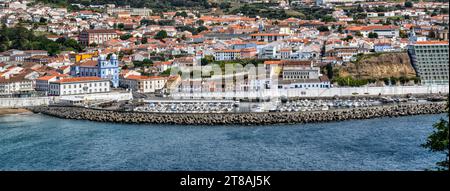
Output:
(0, 0), (448, 96)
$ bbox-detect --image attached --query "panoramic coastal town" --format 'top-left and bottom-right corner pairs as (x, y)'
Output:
(0, 0), (448, 122)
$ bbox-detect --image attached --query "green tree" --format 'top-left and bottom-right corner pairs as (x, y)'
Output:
(404, 1), (413, 8)
(157, 20), (175, 26)
(120, 33), (132, 40)
(337, 25), (344, 33)
(399, 30), (408, 38)
(196, 19), (204, 26)
(422, 100), (449, 171)
(161, 68), (170, 76)
(317, 26), (329, 32)
(326, 63), (333, 79)
(155, 30), (168, 39)
(368, 32), (378, 38)
(342, 35), (353, 41)
(175, 11), (188, 18)
(219, 2), (231, 10)
(201, 56), (215, 66)
(39, 17), (47, 23)
(355, 31), (363, 37)
(67, 4), (80, 12)
(0, 26), (83, 54)
(390, 76), (398, 85)
(141, 19), (156, 26)
(321, 15), (336, 23)
(196, 26), (208, 33)
(64, 38), (83, 51)
(399, 76), (409, 84)
(141, 37), (148, 44)
(46, 42), (61, 56)
(117, 23), (125, 30)
(143, 58), (153, 66)
(428, 31), (436, 39)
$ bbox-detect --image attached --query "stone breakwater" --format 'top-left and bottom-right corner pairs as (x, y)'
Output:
(29, 102), (447, 125)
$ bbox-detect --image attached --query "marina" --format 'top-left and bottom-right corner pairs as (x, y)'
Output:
(134, 100), (238, 113)
(128, 95), (444, 114)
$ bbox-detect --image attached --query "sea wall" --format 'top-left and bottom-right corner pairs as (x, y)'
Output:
(29, 102), (447, 125)
(0, 97), (57, 108)
(170, 85), (449, 99)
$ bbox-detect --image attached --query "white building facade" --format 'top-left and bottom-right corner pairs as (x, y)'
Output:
(48, 77), (111, 96)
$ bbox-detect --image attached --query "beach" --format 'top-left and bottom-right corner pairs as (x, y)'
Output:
(0, 108), (31, 115)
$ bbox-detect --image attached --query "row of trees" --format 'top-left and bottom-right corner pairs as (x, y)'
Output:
(230, 4), (290, 20)
(175, 25), (208, 35)
(140, 19), (176, 27)
(331, 76), (421, 87)
(133, 59), (153, 68)
(37, 0), (213, 11)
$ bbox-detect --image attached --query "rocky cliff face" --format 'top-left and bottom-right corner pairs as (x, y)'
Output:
(339, 52), (416, 79)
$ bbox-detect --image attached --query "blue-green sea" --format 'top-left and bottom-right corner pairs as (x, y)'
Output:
(0, 113), (446, 170)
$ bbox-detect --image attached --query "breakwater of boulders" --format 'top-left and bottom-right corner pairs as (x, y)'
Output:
(28, 102), (447, 125)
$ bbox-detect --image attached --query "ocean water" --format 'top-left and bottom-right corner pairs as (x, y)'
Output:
(0, 113), (446, 171)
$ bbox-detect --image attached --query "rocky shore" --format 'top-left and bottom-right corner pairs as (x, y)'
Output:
(28, 102), (447, 125)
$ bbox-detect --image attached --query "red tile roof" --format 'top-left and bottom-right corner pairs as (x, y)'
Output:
(125, 75), (165, 80)
(346, 25), (399, 31)
(79, 60), (98, 67)
(54, 77), (105, 83)
(250, 33), (289, 37)
(85, 29), (117, 34)
(264, 61), (282, 65)
(415, 41), (448, 45)
(36, 76), (56, 81)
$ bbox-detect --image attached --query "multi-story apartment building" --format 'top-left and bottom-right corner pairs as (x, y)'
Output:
(264, 60), (330, 89)
(78, 29), (118, 46)
(0, 75), (34, 95)
(214, 49), (241, 61)
(281, 61), (321, 80)
(48, 77), (111, 96)
(106, 7), (152, 16)
(70, 54), (120, 88)
(0, 50), (48, 62)
(35, 74), (69, 92)
(408, 41), (449, 85)
(120, 75), (166, 93)
(250, 33), (289, 43)
(345, 25), (399, 38)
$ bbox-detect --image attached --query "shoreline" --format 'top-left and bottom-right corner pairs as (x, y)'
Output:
(28, 102), (447, 125)
(0, 108), (31, 116)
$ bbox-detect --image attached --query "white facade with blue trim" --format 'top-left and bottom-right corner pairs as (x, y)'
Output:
(70, 54), (120, 88)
